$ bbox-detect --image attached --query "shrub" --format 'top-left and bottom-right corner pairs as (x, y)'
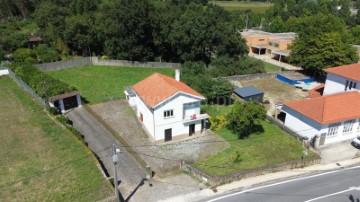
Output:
(12, 48), (35, 62)
(48, 107), (59, 115)
(56, 115), (72, 126)
(209, 115), (227, 130)
(34, 44), (60, 63)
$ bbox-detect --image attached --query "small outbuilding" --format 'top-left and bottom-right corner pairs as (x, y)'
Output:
(48, 90), (81, 113)
(234, 86), (264, 102)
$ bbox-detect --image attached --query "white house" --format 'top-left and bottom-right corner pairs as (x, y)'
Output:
(280, 63), (360, 146)
(124, 70), (209, 143)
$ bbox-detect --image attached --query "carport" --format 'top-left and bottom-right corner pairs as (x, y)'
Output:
(251, 45), (267, 55)
(271, 50), (290, 63)
(49, 90), (82, 113)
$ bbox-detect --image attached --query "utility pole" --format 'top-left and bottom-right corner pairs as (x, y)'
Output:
(112, 144), (121, 202)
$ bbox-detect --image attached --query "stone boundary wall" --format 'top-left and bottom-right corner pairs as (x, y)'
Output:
(91, 57), (180, 68)
(181, 157), (321, 186)
(36, 57), (92, 71)
(35, 57), (181, 71)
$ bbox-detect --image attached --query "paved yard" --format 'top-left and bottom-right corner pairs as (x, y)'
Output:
(320, 140), (360, 164)
(90, 100), (229, 174)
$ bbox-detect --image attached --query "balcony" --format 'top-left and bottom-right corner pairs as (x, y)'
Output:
(182, 113), (210, 124)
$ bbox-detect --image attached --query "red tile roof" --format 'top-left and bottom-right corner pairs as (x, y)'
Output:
(284, 91), (360, 124)
(325, 63), (360, 81)
(132, 73), (205, 108)
(308, 84), (324, 98)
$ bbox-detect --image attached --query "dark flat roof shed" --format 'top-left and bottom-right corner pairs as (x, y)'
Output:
(234, 86), (263, 98)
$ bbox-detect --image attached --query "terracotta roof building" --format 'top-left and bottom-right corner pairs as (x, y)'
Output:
(124, 71), (209, 143)
(280, 63), (360, 146)
(284, 91), (360, 124)
(132, 73), (204, 108)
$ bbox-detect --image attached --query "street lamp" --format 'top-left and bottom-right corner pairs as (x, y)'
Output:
(112, 144), (121, 202)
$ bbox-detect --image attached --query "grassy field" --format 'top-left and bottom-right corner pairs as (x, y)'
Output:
(0, 76), (112, 201)
(210, 1), (272, 13)
(263, 61), (282, 72)
(48, 65), (175, 104)
(197, 104), (314, 177)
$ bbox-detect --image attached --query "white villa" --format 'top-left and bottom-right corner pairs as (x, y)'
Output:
(124, 70), (209, 143)
(279, 63), (360, 146)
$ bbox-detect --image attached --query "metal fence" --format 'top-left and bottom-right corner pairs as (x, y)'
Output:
(7, 68), (46, 106)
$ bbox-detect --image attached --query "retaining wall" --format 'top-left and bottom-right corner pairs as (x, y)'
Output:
(181, 157), (321, 186)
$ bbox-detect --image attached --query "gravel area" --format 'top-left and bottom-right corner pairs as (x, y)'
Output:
(91, 100), (229, 174)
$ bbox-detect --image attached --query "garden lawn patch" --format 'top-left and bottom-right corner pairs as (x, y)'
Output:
(0, 76), (112, 201)
(211, 1), (272, 13)
(263, 61), (282, 72)
(47, 65), (175, 104)
(195, 104), (314, 177)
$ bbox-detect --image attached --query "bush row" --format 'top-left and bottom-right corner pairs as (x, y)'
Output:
(9, 62), (76, 98)
(55, 115), (85, 144)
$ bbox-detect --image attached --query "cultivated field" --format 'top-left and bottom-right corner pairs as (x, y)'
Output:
(211, 1), (272, 13)
(48, 65), (175, 104)
(0, 76), (112, 201)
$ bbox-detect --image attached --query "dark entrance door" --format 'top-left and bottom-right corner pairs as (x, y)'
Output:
(63, 96), (78, 110)
(189, 124), (195, 136)
(165, 128), (172, 142)
(319, 133), (326, 146)
(201, 120), (204, 133)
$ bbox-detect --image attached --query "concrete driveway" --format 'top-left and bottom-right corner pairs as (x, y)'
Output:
(65, 107), (146, 201)
(320, 140), (360, 164)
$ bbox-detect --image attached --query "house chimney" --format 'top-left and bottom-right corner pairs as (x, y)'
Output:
(175, 69), (180, 81)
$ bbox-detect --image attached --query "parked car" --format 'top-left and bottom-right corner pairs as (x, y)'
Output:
(351, 137), (360, 149)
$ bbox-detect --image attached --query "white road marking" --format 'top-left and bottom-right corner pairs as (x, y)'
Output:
(207, 165), (360, 202)
(304, 187), (354, 202)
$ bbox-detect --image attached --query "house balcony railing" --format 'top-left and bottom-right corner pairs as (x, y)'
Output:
(182, 113), (210, 124)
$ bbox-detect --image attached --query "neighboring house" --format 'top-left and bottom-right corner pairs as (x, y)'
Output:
(279, 63), (360, 146)
(240, 29), (296, 62)
(124, 70), (209, 143)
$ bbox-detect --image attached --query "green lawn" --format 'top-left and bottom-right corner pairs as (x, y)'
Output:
(196, 104), (315, 177)
(48, 65), (175, 104)
(0, 76), (112, 201)
(210, 1), (272, 13)
(263, 61), (282, 72)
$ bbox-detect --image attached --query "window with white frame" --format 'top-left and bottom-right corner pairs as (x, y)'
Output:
(343, 119), (355, 133)
(328, 123), (340, 136)
(164, 110), (174, 118)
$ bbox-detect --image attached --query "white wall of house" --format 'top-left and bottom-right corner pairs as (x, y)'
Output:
(282, 106), (323, 139)
(153, 93), (203, 141)
(323, 73), (360, 95)
(283, 105), (360, 145)
(133, 94), (155, 138)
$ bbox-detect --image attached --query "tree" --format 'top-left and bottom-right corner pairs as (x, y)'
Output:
(181, 62), (233, 101)
(226, 101), (266, 139)
(97, 0), (155, 61)
(12, 48), (35, 63)
(268, 16), (286, 33)
(169, 5), (248, 65)
(0, 48), (4, 61)
(34, 45), (60, 63)
(209, 56), (265, 77)
(289, 32), (358, 74)
(64, 15), (97, 55)
(350, 25), (360, 45)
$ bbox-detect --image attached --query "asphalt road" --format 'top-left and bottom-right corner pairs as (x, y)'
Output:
(206, 165), (360, 202)
(65, 107), (146, 200)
